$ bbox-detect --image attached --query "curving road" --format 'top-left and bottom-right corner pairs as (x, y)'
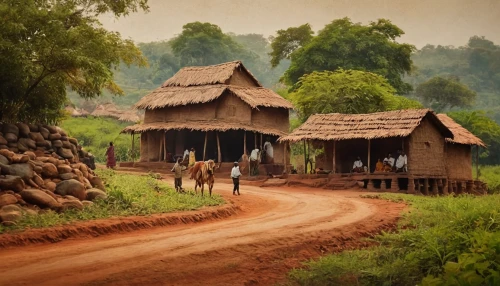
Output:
(0, 183), (401, 285)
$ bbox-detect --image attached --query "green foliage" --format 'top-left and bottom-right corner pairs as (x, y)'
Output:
(269, 24), (314, 68)
(0, 169), (224, 233)
(170, 22), (258, 67)
(290, 70), (422, 122)
(476, 166), (500, 194)
(0, 0), (147, 123)
(289, 194), (500, 285)
(59, 117), (138, 162)
(448, 111), (500, 164)
(416, 76), (477, 112)
(275, 18), (415, 94)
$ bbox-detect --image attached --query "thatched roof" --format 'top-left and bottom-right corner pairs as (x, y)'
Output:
(162, 61), (261, 87)
(122, 121), (287, 136)
(65, 106), (89, 117)
(437, 114), (485, 147)
(90, 103), (121, 118)
(279, 109), (453, 142)
(134, 85), (293, 110)
(118, 112), (142, 123)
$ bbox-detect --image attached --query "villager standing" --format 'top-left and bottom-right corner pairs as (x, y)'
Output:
(231, 162), (242, 195)
(263, 138), (274, 164)
(189, 148), (196, 167)
(106, 142), (116, 169)
(171, 158), (186, 192)
(249, 148), (260, 175)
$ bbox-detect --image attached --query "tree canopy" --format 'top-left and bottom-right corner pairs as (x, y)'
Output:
(0, 0), (148, 123)
(290, 69), (422, 122)
(271, 18), (415, 94)
(269, 24), (314, 68)
(448, 110), (500, 164)
(415, 76), (477, 112)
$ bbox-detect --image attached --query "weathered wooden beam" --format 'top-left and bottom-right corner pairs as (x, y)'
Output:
(216, 131), (221, 164)
(203, 132), (208, 161)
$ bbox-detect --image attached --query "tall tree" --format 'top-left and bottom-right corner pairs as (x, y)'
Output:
(170, 22), (258, 67)
(415, 76), (476, 112)
(0, 0), (148, 123)
(269, 24), (314, 68)
(271, 18), (415, 94)
(290, 69), (422, 122)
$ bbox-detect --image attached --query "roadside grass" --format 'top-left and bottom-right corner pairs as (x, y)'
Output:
(289, 193), (500, 286)
(0, 169), (224, 233)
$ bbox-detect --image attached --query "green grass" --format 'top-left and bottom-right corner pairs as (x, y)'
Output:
(59, 116), (140, 163)
(477, 165), (500, 194)
(289, 194), (500, 286)
(0, 169), (224, 233)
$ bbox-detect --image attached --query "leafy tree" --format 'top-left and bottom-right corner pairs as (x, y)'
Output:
(448, 110), (500, 164)
(290, 69), (422, 122)
(0, 0), (148, 123)
(269, 24), (314, 68)
(271, 18), (415, 94)
(170, 22), (258, 67)
(415, 76), (476, 112)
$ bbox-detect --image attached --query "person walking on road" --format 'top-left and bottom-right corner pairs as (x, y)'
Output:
(231, 161), (242, 196)
(171, 158), (186, 192)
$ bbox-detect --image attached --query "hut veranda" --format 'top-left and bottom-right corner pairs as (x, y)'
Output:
(279, 109), (487, 194)
(122, 61), (293, 173)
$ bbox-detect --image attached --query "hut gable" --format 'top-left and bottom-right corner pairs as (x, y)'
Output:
(279, 109), (453, 142)
(162, 61), (261, 87)
(436, 114), (485, 147)
(134, 61), (293, 111)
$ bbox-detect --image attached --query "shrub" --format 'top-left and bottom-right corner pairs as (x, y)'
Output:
(289, 194), (500, 285)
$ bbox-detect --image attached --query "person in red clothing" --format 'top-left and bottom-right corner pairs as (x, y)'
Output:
(106, 142), (116, 169)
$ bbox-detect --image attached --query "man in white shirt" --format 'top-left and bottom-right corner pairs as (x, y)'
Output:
(183, 149), (189, 161)
(352, 156), (364, 173)
(231, 162), (242, 195)
(395, 151), (408, 172)
(249, 148), (260, 176)
(383, 153), (395, 172)
(263, 138), (274, 164)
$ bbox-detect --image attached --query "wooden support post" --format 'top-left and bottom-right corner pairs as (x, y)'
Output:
(243, 131), (247, 155)
(158, 133), (163, 162)
(367, 139), (371, 173)
(381, 179), (387, 190)
(390, 177), (399, 192)
(254, 132), (257, 149)
(476, 146), (480, 180)
(415, 179), (420, 194)
(408, 178), (415, 194)
(131, 133), (135, 162)
(203, 132), (208, 161)
(333, 141), (336, 174)
(367, 179), (374, 191)
(163, 132), (167, 161)
(216, 131), (221, 164)
(283, 142), (287, 166)
(147, 132), (150, 162)
(423, 178), (429, 196)
(303, 140), (307, 174)
(443, 179), (449, 195)
(431, 179), (439, 196)
(260, 133), (263, 150)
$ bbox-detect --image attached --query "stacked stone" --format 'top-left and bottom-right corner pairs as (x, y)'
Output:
(0, 123), (106, 226)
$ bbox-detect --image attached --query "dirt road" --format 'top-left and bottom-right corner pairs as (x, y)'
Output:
(0, 183), (404, 286)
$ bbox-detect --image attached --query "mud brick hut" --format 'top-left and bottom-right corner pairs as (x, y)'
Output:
(436, 114), (486, 192)
(122, 61), (293, 173)
(279, 109), (487, 195)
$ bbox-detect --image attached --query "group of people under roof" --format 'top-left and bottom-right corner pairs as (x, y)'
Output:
(352, 150), (408, 173)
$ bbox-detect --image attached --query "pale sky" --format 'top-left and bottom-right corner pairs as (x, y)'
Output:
(100, 0), (500, 48)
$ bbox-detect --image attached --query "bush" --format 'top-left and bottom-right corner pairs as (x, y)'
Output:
(59, 116), (140, 162)
(289, 194), (500, 285)
(477, 165), (500, 194)
(0, 170), (224, 233)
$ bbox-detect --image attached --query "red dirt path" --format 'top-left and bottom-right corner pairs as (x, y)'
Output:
(0, 182), (405, 286)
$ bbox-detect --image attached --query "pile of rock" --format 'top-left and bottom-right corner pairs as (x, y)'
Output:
(0, 123), (107, 226)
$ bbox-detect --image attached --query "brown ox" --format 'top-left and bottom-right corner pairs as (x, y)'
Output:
(189, 160), (216, 196)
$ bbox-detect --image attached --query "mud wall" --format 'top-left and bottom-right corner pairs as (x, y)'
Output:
(445, 143), (472, 180)
(251, 107), (289, 133)
(227, 69), (258, 87)
(408, 117), (447, 176)
(215, 93), (252, 124)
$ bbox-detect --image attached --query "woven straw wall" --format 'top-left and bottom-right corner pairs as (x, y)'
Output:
(140, 133), (148, 162)
(251, 107), (290, 133)
(215, 93), (252, 123)
(408, 117), (446, 176)
(228, 69), (258, 87)
(445, 143), (473, 180)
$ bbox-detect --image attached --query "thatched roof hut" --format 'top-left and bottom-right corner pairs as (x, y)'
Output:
(436, 114), (485, 181)
(123, 61), (293, 171)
